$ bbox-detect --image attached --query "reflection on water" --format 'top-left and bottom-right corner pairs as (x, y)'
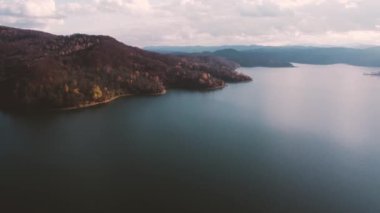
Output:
(1, 64), (380, 212)
(238, 64), (380, 148)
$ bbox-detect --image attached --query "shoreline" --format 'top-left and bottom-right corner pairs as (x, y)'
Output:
(55, 83), (240, 111)
(55, 84), (232, 111)
(57, 89), (167, 111)
(1, 80), (251, 113)
(57, 94), (134, 111)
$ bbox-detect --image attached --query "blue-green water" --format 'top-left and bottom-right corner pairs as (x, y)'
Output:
(1, 64), (380, 212)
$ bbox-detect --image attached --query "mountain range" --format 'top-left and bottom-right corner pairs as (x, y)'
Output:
(146, 45), (380, 67)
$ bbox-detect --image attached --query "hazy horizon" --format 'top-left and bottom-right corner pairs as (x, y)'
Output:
(1, 0), (380, 47)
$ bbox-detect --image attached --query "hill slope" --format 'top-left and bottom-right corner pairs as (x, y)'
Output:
(0, 26), (251, 110)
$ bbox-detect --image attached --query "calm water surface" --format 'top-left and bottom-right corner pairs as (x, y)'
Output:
(1, 64), (380, 212)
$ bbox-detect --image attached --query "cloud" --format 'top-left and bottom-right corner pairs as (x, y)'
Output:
(93, 0), (152, 13)
(2, 0), (380, 46)
(239, 0), (292, 17)
(274, 0), (326, 9)
(0, 0), (56, 17)
(60, 2), (97, 14)
(338, 0), (361, 9)
(0, 0), (62, 29)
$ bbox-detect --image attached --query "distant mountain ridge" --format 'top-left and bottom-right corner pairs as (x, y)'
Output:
(145, 45), (263, 53)
(145, 45), (380, 67)
(0, 26), (251, 110)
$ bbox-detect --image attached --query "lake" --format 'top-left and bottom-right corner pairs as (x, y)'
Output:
(1, 64), (380, 212)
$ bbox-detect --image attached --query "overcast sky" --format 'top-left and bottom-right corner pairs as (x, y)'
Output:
(1, 0), (380, 47)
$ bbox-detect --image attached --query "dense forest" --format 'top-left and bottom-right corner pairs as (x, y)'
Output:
(0, 26), (251, 110)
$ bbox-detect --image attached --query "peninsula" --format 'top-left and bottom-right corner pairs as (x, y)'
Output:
(0, 26), (251, 110)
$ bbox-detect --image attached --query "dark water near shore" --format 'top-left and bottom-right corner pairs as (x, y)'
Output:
(1, 64), (380, 212)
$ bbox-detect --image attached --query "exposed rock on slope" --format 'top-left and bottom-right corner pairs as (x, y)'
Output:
(0, 26), (251, 110)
